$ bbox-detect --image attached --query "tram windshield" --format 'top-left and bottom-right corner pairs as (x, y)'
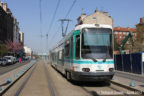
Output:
(81, 28), (113, 59)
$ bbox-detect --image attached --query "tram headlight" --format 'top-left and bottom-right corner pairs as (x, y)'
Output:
(109, 68), (114, 72)
(95, 24), (100, 27)
(82, 68), (90, 72)
(72, 66), (75, 71)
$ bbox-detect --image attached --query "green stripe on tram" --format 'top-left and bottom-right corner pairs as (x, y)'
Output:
(64, 60), (114, 64)
(73, 60), (114, 64)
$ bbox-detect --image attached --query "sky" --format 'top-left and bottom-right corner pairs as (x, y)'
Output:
(2, 0), (144, 54)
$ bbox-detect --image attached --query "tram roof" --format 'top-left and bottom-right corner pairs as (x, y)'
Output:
(75, 24), (112, 30)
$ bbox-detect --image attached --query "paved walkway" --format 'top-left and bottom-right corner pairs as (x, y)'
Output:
(18, 60), (51, 96)
(0, 60), (34, 90)
(112, 70), (144, 92)
(3, 60), (51, 96)
(0, 60), (30, 75)
(0, 60), (36, 95)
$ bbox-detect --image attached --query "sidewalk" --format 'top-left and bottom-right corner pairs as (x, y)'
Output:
(112, 70), (144, 92)
(0, 60), (36, 93)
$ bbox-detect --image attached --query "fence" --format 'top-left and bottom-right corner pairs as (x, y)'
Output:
(114, 52), (144, 74)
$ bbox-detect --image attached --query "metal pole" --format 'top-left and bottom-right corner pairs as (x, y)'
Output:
(46, 34), (48, 64)
(59, 19), (71, 37)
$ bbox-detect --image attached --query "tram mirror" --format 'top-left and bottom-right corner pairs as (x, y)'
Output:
(95, 24), (99, 27)
(66, 40), (70, 45)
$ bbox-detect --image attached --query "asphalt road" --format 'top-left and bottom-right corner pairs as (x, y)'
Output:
(3, 60), (142, 96)
(0, 61), (30, 75)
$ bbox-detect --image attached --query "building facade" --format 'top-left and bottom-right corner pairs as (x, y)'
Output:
(77, 9), (113, 27)
(0, 1), (24, 45)
(19, 31), (24, 45)
(13, 18), (20, 43)
(113, 27), (136, 44)
(0, 2), (14, 44)
(135, 17), (144, 51)
(24, 46), (32, 57)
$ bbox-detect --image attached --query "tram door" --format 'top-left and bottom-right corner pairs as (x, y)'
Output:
(64, 39), (71, 69)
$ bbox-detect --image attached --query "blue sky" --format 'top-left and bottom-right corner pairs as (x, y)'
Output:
(2, 0), (144, 53)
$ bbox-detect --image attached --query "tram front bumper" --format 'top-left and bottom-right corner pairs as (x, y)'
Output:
(71, 71), (114, 81)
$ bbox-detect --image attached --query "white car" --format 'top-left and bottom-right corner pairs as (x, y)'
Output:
(4, 56), (15, 64)
(0, 58), (8, 66)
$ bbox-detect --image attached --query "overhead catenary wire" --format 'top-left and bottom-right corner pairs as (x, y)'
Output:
(46, 0), (61, 51)
(49, 0), (77, 45)
(60, 0), (77, 37)
(39, 0), (43, 38)
(47, 0), (61, 35)
(64, 0), (77, 19)
(59, 19), (71, 37)
(39, 0), (44, 53)
(49, 25), (61, 45)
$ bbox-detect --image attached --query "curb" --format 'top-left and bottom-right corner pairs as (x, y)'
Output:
(110, 80), (144, 95)
(0, 60), (37, 95)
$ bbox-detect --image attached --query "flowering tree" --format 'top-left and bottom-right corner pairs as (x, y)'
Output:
(6, 40), (23, 56)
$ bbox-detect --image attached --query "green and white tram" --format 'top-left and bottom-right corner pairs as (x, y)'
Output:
(49, 24), (114, 81)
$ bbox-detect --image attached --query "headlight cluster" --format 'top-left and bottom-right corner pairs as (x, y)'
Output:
(82, 68), (90, 72)
(109, 68), (114, 72)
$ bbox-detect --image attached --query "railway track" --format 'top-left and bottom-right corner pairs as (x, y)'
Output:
(50, 65), (142, 96)
(14, 63), (37, 96)
(3, 60), (54, 96)
(64, 77), (142, 96)
(0, 61), (36, 96)
(79, 82), (140, 96)
(2, 60), (143, 96)
(12, 60), (54, 96)
(43, 63), (55, 96)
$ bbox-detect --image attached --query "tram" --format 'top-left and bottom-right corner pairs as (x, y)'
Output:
(49, 24), (114, 81)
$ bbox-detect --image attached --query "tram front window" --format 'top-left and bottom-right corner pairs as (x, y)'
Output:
(81, 28), (113, 59)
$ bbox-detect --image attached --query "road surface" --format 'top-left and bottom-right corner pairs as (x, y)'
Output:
(0, 61), (30, 75)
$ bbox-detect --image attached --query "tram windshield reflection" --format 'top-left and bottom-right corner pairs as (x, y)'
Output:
(81, 28), (113, 59)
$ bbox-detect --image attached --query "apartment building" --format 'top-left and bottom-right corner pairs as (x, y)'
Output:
(19, 31), (24, 46)
(76, 9), (113, 27)
(113, 27), (136, 44)
(0, 2), (14, 43)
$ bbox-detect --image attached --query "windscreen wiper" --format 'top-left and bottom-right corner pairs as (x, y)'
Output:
(85, 56), (97, 62)
(91, 57), (97, 62)
(103, 58), (106, 62)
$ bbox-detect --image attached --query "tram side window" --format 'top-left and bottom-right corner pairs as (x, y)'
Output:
(65, 40), (70, 57)
(54, 53), (57, 63)
(62, 49), (64, 62)
(109, 35), (113, 58)
(52, 54), (54, 62)
(58, 50), (62, 60)
(76, 35), (80, 59)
